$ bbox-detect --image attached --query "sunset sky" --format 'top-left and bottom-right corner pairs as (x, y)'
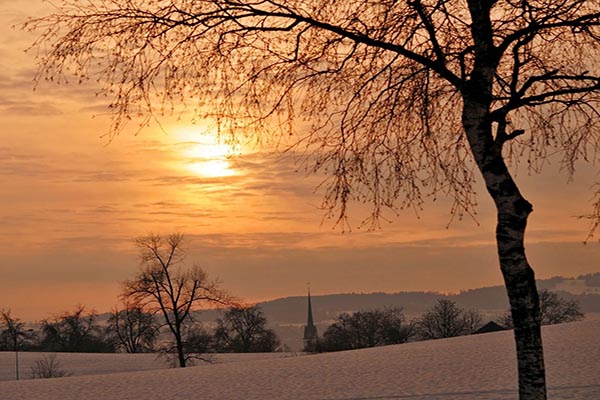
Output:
(1, 1), (599, 321)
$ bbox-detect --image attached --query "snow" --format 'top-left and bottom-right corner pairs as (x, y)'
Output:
(0, 352), (288, 381)
(0, 320), (598, 400)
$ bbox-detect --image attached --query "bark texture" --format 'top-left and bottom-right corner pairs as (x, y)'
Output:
(462, 96), (546, 400)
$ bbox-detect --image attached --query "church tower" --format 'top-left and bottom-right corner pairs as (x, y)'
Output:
(303, 289), (318, 351)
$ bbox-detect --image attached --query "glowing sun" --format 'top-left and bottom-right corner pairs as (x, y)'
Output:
(175, 127), (239, 178)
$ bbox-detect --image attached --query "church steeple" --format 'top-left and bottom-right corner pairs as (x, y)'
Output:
(307, 289), (315, 327)
(303, 288), (318, 351)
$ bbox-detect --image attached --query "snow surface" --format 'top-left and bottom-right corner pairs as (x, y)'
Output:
(0, 352), (288, 381)
(0, 320), (598, 400)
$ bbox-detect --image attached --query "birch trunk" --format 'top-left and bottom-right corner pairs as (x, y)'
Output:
(462, 98), (546, 400)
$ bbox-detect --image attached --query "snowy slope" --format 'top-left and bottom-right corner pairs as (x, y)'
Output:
(0, 320), (598, 400)
(0, 352), (289, 381)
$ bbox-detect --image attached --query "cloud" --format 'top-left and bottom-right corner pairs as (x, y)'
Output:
(4, 104), (62, 116)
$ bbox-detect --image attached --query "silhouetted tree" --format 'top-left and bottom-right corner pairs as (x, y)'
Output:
(40, 305), (113, 352)
(499, 290), (584, 328)
(123, 233), (230, 367)
(182, 323), (214, 355)
(0, 310), (33, 352)
(107, 303), (159, 353)
(419, 299), (482, 340)
(539, 290), (585, 325)
(321, 307), (415, 352)
(462, 308), (485, 335)
(213, 306), (280, 353)
(29, 2), (600, 397)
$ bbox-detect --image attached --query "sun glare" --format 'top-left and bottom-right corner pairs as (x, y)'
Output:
(187, 159), (237, 178)
(174, 126), (240, 178)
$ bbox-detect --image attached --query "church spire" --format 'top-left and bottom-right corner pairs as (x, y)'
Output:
(307, 288), (314, 327)
(303, 287), (318, 351)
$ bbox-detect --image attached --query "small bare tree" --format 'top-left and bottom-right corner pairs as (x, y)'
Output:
(419, 299), (482, 340)
(107, 302), (159, 353)
(30, 354), (71, 379)
(124, 233), (230, 367)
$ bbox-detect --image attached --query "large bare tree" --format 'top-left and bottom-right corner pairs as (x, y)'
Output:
(28, 1), (600, 398)
(124, 233), (229, 367)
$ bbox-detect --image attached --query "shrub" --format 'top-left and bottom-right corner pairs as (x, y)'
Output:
(30, 354), (71, 379)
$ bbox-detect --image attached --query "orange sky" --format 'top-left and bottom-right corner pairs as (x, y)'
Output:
(1, 2), (599, 321)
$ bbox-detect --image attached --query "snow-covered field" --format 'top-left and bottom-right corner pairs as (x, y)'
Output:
(0, 320), (598, 400)
(0, 351), (289, 382)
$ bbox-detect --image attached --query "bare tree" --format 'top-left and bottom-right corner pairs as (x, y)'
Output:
(30, 354), (71, 379)
(0, 310), (31, 352)
(40, 305), (112, 353)
(539, 290), (585, 325)
(28, 1), (600, 398)
(124, 233), (230, 367)
(213, 305), (280, 353)
(419, 299), (482, 340)
(499, 290), (584, 328)
(107, 302), (159, 353)
(320, 307), (415, 352)
(462, 308), (484, 335)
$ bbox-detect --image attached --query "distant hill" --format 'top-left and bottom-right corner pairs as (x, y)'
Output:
(249, 272), (600, 323)
(196, 273), (600, 350)
(99, 273), (600, 351)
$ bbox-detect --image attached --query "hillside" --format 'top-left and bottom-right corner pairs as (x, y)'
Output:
(1, 320), (598, 400)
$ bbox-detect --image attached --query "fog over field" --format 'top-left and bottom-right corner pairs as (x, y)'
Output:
(0, 320), (598, 400)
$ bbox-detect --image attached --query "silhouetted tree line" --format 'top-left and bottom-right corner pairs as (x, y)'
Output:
(1, 290), (583, 355)
(309, 293), (584, 353)
(1, 306), (114, 353)
(0, 304), (279, 356)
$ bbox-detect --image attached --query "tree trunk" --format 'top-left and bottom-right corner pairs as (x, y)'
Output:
(175, 327), (186, 368)
(462, 98), (546, 400)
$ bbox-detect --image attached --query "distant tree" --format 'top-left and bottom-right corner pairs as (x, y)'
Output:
(462, 308), (484, 335)
(580, 273), (600, 288)
(539, 290), (584, 325)
(40, 305), (113, 353)
(0, 310), (33, 351)
(123, 233), (230, 367)
(419, 299), (482, 340)
(107, 303), (159, 353)
(182, 323), (215, 356)
(30, 354), (71, 379)
(497, 312), (515, 330)
(321, 307), (415, 352)
(213, 306), (280, 353)
(499, 290), (584, 328)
